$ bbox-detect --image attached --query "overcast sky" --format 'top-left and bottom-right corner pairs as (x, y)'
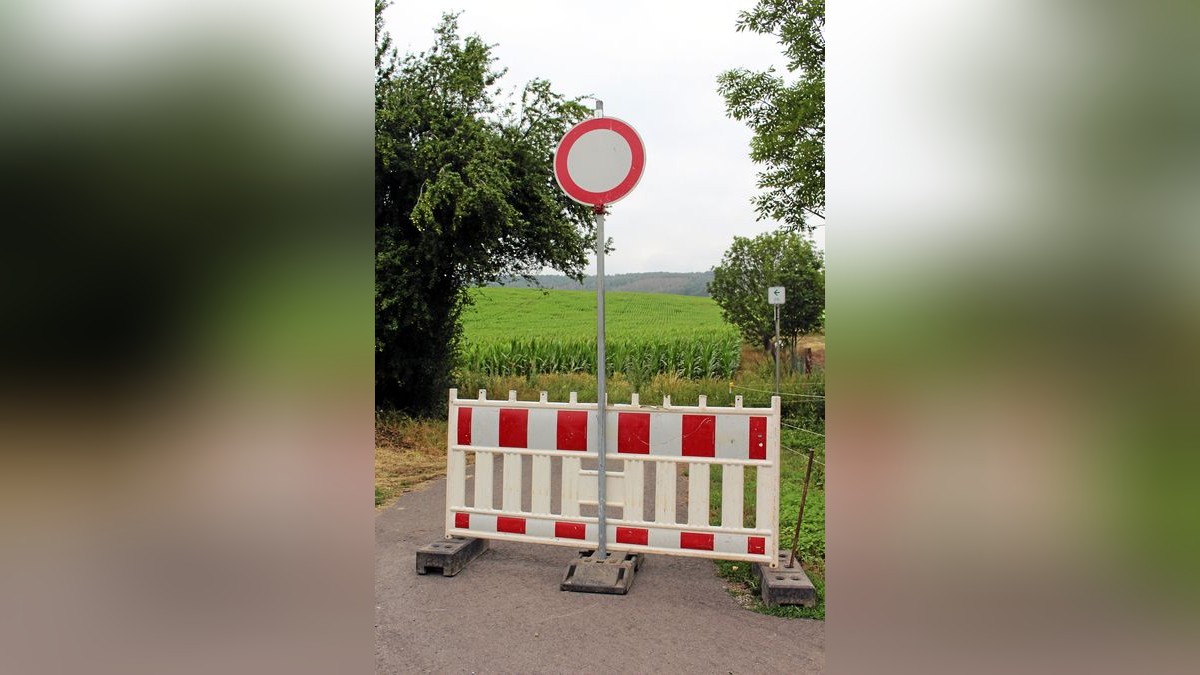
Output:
(382, 0), (824, 276)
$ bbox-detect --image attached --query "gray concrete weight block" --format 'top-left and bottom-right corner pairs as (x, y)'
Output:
(415, 537), (488, 577)
(560, 550), (643, 595)
(756, 552), (817, 607)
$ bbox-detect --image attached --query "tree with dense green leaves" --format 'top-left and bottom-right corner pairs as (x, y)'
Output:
(375, 4), (594, 412)
(708, 229), (824, 355)
(717, 0), (824, 232)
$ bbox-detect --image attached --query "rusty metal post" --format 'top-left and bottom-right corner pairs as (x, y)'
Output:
(787, 448), (816, 568)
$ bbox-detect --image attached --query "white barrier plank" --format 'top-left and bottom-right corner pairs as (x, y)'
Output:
(447, 450), (465, 508)
(474, 452), (493, 510)
(688, 463), (710, 526)
(721, 464), (744, 528)
(624, 459), (644, 521)
(502, 453), (522, 512)
(561, 456), (581, 517)
(755, 465), (774, 532)
(530, 455), (551, 514)
(654, 460), (676, 523)
(578, 469), (625, 509)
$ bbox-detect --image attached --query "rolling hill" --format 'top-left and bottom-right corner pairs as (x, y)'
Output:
(486, 271), (714, 297)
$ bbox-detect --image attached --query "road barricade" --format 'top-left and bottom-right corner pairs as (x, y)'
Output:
(445, 389), (781, 566)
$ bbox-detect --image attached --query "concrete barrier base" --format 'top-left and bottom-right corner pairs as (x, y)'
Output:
(756, 552), (817, 607)
(560, 550), (644, 595)
(415, 537), (488, 577)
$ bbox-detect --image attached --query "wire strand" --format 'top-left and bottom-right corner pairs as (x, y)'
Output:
(729, 384), (825, 399)
(777, 444), (825, 466)
(782, 422), (825, 437)
(782, 445), (825, 467)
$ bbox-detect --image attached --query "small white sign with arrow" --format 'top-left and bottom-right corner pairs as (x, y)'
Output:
(768, 286), (786, 305)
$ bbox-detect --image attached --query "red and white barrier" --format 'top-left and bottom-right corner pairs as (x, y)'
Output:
(444, 389), (781, 566)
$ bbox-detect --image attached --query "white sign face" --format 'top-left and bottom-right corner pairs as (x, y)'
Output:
(768, 286), (785, 305)
(566, 129), (632, 193)
(554, 117), (645, 206)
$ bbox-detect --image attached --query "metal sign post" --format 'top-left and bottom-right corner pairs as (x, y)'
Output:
(768, 286), (785, 396)
(553, 101), (645, 587)
(774, 305), (781, 395)
(594, 167), (608, 559)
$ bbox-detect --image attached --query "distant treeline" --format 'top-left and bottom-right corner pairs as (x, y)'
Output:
(488, 271), (714, 297)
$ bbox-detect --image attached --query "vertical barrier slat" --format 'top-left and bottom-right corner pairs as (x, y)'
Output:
(688, 463), (710, 526)
(654, 460), (675, 523)
(445, 390), (462, 536)
(474, 452), (494, 510)
(561, 456), (581, 517)
(769, 396), (782, 561)
(755, 464), (772, 532)
(624, 459), (644, 521)
(721, 464), (744, 528)
(531, 455), (551, 514)
(502, 453), (522, 512)
(755, 396), (782, 564)
(447, 449), (465, 509)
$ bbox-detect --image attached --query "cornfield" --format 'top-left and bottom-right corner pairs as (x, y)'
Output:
(459, 334), (742, 380)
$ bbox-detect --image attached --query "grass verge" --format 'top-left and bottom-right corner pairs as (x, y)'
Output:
(375, 412), (447, 510)
(715, 559), (825, 619)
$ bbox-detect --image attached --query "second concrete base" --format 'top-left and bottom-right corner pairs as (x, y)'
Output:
(415, 537), (488, 577)
(560, 550), (644, 595)
(756, 552), (817, 607)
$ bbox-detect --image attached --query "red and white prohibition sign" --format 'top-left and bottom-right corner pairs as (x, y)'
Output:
(553, 116), (645, 207)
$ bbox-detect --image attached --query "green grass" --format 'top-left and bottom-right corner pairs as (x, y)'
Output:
(374, 486), (391, 507)
(462, 287), (733, 341)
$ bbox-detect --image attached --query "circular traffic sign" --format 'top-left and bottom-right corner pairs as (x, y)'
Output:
(554, 117), (645, 207)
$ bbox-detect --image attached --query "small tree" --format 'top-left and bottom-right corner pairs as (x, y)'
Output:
(708, 230), (824, 355)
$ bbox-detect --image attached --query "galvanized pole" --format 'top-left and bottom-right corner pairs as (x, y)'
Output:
(593, 100), (609, 561)
(774, 304), (781, 396)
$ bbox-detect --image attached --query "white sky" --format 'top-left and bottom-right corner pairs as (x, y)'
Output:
(383, 0), (825, 275)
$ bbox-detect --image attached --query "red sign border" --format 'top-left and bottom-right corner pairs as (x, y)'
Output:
(554, 117), (645, 207)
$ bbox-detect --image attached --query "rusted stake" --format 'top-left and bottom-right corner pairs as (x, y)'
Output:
(787, 448), (816, 568)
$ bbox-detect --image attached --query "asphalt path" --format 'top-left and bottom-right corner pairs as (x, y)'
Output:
(375, 476), (825, 673)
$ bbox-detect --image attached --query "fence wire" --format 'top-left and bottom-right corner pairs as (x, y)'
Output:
(729, 383), (824, 399)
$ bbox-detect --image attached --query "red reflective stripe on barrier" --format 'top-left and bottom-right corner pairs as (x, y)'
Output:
(616, 526), (648, 545)
(681, 415), (716, 457)
(618, 412), (650, 454)
(457, 408), (472, 446)
(680, 532), (714, 550)
(749, 416), (767, 460)
(499, 409), (529, 448)
(747, 536), (766, 554)
(497, 516), (526, 534)
(555, 521), (586, 539)
(556, 410), (588, 451)
(454, 513), (469, 529)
